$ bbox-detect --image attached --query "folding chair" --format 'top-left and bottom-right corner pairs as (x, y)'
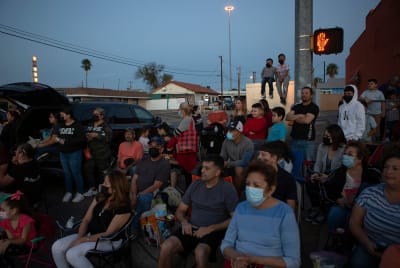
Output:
(86, 213), (134, 268)
(18, 213), (56, 268)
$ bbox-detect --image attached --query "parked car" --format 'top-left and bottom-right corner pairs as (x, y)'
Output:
(0, 82), (162, 179)
(222, 97), (235, 110)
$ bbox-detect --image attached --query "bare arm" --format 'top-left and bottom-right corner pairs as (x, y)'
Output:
(130, 174), (138, 208)
(139, 180), (163, 195)
(77, 199), (97, 238)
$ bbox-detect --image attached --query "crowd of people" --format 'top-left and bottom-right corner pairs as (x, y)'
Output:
(0, 74), (399, 267)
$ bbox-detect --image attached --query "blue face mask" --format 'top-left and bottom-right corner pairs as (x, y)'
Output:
(226, 132), (234, 141)
(245, 186), (266, 207)
(342, 154), (356, 168)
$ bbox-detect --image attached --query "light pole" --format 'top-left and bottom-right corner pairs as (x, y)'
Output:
(224, 5), (234, 92)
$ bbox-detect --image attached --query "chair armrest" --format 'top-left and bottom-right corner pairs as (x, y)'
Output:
(56, 219), (82, 232)
(31, 236), (45, 244)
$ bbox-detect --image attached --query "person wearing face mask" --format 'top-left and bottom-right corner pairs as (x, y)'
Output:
(82, 107), (113, 198)
(130, 137), (170, 235)
(276, 53), (290, 105)
(260, 58), (277, 99)
(320, 141), (381, 230)
(206, 100), (228, 127)
(338, 85), (366, 141)
(305, 124), (346, 224)
(220, 120), (254, 195)
(221, 160), (300, 268)
(52, 169), (131, 268)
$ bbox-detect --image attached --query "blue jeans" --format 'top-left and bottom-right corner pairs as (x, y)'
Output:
(327, 205), (350, 232)
(349, 244), (380, 268)
(59, 150), (84, 194)
(261, 77), (274, 96)
(132, 193), (153, 230)
(290, 139), (315, 161)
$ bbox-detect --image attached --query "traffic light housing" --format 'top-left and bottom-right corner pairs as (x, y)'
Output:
(313, 27), (344, 55)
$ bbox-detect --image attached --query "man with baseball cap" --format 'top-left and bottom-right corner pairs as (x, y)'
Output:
(220, 120), (254, 195)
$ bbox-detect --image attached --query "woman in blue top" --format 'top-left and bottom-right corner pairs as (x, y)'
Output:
(221, 160), (300, 268)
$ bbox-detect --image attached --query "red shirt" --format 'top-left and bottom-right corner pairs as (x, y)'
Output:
(0, 214), (37, 246)
(243, 117), (267, 140)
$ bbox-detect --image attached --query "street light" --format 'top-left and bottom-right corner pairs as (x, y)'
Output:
(224, 5), (234, 92)
(32, 56), (39, 83)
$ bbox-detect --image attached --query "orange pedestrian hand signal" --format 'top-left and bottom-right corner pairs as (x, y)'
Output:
(313, 27), (343, 55)
(316, 32), (329, 52)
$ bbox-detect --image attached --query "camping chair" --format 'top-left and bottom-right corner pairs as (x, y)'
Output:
(18, 213), (56, 268)
(86, 213), (134, 268)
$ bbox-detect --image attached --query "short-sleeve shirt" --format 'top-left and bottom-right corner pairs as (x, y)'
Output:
(182, 179), (238, 227)
(273, 167), (298, 203)
(87, 201), (131, 235)
(0, 214), (37, 246)
(276, 63), (290, 77)
(267, 122), (287, 142)
(360, 89), (385, 115)
(356, 183), (400, 245)
(290, 102), (319, 140)
(118, 141), (144, 169)
(135, 157), (170, 193)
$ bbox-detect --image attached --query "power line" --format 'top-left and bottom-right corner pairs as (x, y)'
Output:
(0, 24), (219, 77)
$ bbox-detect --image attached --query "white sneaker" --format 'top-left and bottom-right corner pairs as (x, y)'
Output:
(83, 188), (98, 197)
(62, 192), (72, 202)
(72, 193), (85, 203)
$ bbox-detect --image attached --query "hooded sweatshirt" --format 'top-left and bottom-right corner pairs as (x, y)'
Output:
(338, 85), (366, 140)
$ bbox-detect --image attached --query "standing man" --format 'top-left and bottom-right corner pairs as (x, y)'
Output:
(338, 85), (366, 141)
(220, 120), (254, 195)
(130, 137), (170, 233)
(286, 86), (319, 161)
(260, 58), (277, 99)
(359, 78), (385, 141)
(276, 53), (290, 105)
(158, 155), (238, 268)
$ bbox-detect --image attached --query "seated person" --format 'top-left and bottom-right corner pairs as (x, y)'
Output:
(207, 101), (228, 127)
(306, 124), (346, 223)
(0, 143), (41, 205)
(257, 142), (298, 210)
(52, 170), (131, 268)
(117, 128), (144, 177)
(220, 120), (254, 195)
(324, 141), (381, 228)
(221, 160), (300, 268)
(0, 191), (37, 267)
(35, 111), (61, 157)
(158, 155), (238, 268)
(243, 103), (267, 148)
(130, 137), (170, 233)
(349, 152), (400, 268)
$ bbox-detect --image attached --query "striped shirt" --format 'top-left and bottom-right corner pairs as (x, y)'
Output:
(356, 183), (400, 245)
(276, 63), (290, 76)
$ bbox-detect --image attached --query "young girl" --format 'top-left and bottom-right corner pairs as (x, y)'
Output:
(0, 191), (37, 265)
(138, 127), (150, 155)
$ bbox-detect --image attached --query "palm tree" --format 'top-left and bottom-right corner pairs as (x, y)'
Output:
(81, 59), (92, 88)
(326, 63), (338, 79)
(313, 77), (323, 88)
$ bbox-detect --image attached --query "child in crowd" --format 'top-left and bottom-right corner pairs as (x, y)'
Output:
(359, 99), (377, 143)
(0, 191), (37, 266)
(138, 127), (150, 155)
(267, 107), (287, 142)
(243, 103), (267, 148)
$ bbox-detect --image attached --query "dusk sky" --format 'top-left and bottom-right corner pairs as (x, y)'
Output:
(0, 0), (380, 91)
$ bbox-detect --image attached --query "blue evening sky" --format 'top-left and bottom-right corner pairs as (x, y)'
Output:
(0, 0), (380, 91)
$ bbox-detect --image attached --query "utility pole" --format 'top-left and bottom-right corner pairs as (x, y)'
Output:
(323, 61), (326, 83)
(128, 81), (133, 90)
(252, 71), (256, 83)
(237, 67), (241, 97)
(219, 56), (223, 97)
(295, 0), (313, 103)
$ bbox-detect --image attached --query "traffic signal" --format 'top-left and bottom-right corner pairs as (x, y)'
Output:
(313, 27), (344, 55)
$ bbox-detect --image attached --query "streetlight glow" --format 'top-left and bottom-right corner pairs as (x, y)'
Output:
(224, 4), (234, 92)
(32, 55), (38, 83)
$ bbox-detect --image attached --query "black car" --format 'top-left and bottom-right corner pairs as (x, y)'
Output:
(0, 82), (162, 179)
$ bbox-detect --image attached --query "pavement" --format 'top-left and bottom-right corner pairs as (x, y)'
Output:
(41, 109), (340, 268)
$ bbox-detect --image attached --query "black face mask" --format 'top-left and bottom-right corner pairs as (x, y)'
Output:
(266, 63), (272, 68)
(149, 147), (160, 158)
(278, 60), (284, 64)
(92, 115), (100, 121)
(343, 95), (353, 103)
(99, 185), (111, 196)
(322, 137), (332, 146)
